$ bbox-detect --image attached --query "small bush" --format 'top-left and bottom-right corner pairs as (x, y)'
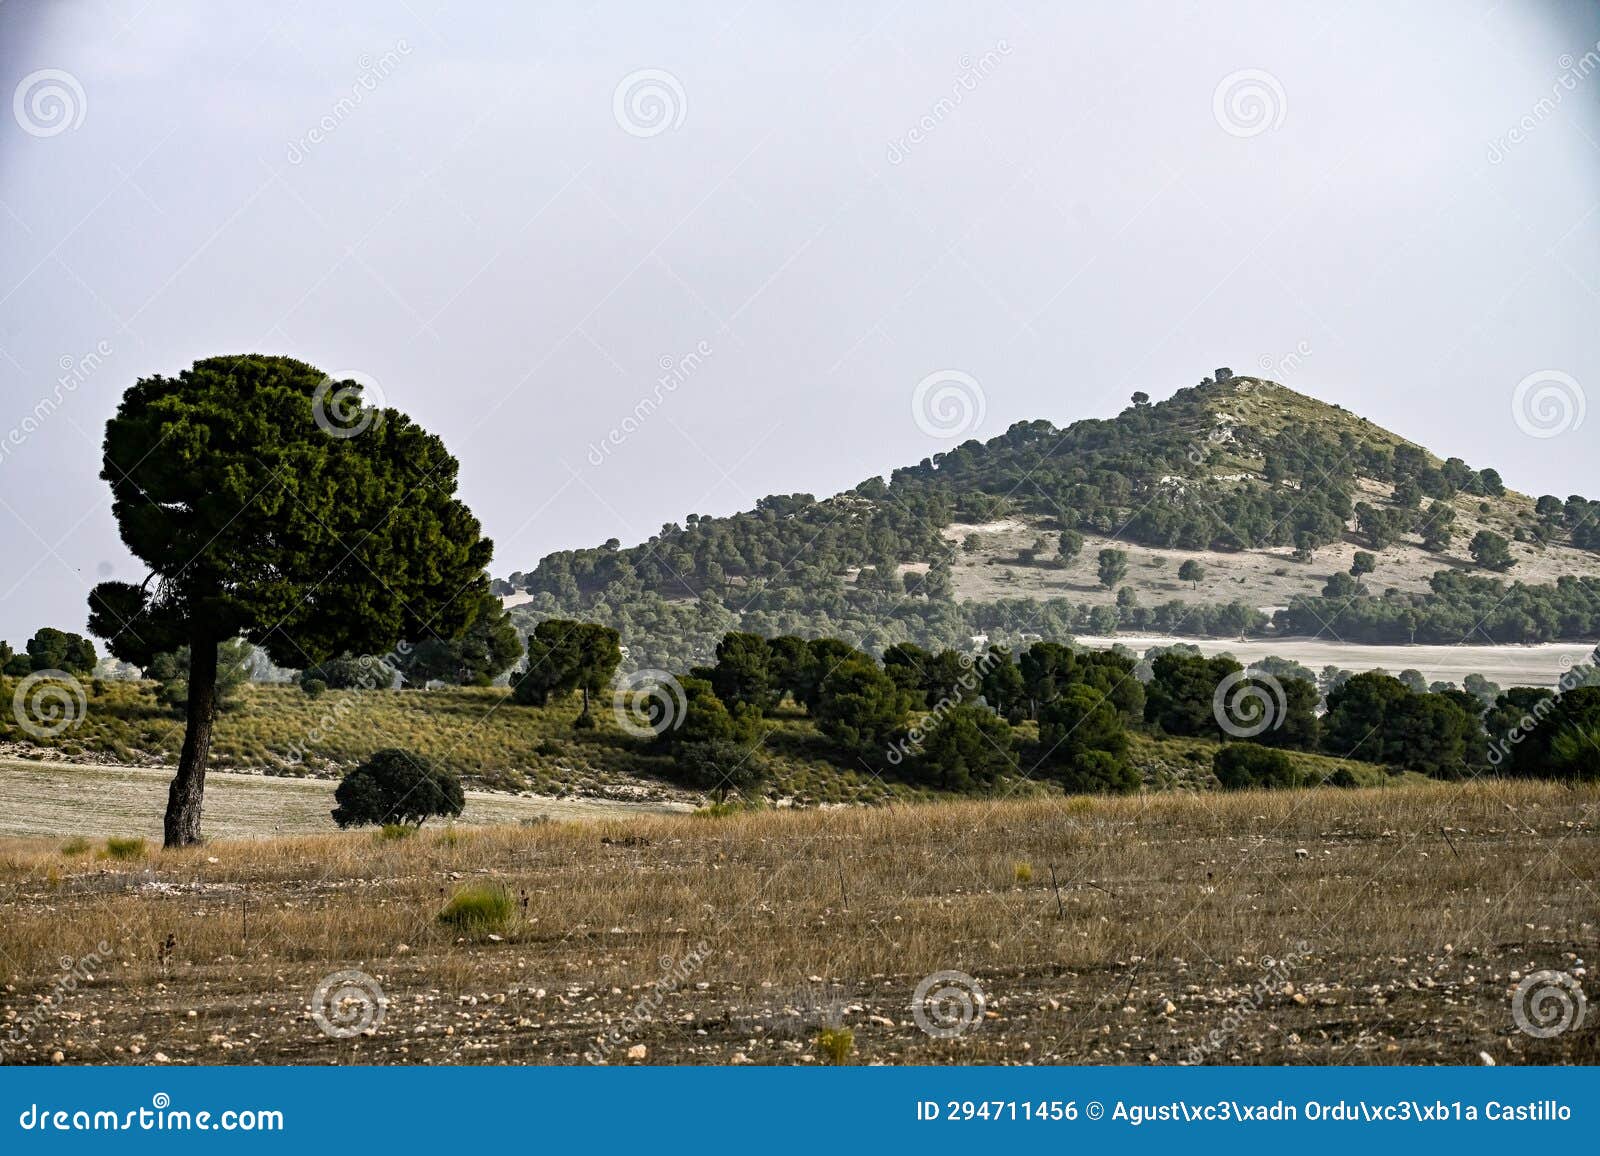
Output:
(60, 836), (92, 857)
(301, 678), (328, 699)
(438, 882), (514, 936)
(1012, 861), (1034, 884)
(817, 1026), (854, 1064)
(377, 823), (414, 841)
(332, 748), (465, 829)
(1213, 744), (1301, 790)
(104, 836), (147, 860)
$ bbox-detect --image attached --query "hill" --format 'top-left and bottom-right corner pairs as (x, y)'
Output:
(503, 371), (1600, 666)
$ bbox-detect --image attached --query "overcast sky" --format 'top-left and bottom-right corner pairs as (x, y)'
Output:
(2, 0), (1597, 644)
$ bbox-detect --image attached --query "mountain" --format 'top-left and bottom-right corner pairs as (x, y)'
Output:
(502, 371), (1600, 668)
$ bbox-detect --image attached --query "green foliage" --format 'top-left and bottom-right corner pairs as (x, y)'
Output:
(817, 1026), (854, 1064)
(709, 631), (777, 713)
(912, 703), (1014, 791)
(512, 619), (622, 723)
(1213, 744), (1301, 789)
(300, 654), (389, 690)
(1178, 560), (1205, 588)
(22, 628), (97, 675)
(301, 677), (328, 699)
(1487, 685), (1600, 782)
(1322, 672), (1479, 776)
(331, 748), (465, 828)
(149, 638), (254, 713)
(396, 590), (521, 687)
(1350, 551), (1376, 577)
(1096, 548), (1129, 589)
(813, 658), (915, 766)
(438, 882), (514, 936)
(103, 837), (147, 860)
(1056, 528), (1084, 565)
(89, 354), (490, 846)
(1037, 684), (1137, 793)
(60, 836), (92, 857)
(1469, 530), (1515, 571)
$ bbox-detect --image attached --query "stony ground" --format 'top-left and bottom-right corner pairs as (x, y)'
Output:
(0, 783), (1595, 1066)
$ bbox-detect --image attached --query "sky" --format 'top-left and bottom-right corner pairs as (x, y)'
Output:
(1, 0), (1598, 645)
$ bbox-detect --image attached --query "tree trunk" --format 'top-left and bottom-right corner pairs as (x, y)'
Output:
(164, 628), (217, 848)
(580, 685), (590, 719)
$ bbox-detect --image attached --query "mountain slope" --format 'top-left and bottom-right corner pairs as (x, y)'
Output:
(503, 371), (1600, 666)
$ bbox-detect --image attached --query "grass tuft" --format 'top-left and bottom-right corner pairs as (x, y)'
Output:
(438, 882), (514, 937)
(103, 836), (147, 861)
(817, 1026), (854, 1064)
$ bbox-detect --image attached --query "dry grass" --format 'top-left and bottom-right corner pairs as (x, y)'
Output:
(0, 781), (1595, 1066)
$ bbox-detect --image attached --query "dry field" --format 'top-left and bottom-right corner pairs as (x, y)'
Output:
(2, 782), (1595, 1067)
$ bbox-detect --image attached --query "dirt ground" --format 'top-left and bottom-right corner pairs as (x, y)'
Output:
(1, 783), (1593, 1067)
(0, 759), (691, 840)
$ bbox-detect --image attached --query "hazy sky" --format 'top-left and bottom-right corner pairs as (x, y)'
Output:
(2, 0), (1597, 644)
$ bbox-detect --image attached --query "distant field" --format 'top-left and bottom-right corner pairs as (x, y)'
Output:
(0, 759), (691, 840)
(1074, 636), (1595, 689)
(1, 782), (1593, 1066)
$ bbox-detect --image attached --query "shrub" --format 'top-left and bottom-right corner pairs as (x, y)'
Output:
(438, 882), (514, 936)
(1052, 748), (1139, 795)
(1213, 744), (1301, 790)
(817, 1026), (854, 1065)
(1012, 861), (1034, 884)
(301, 678), (328, 699)
(104, 836), (147, 860)
(332, 748), (465, 829)
(377, 823), (415, 841)
(60, 836), (92, 857)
